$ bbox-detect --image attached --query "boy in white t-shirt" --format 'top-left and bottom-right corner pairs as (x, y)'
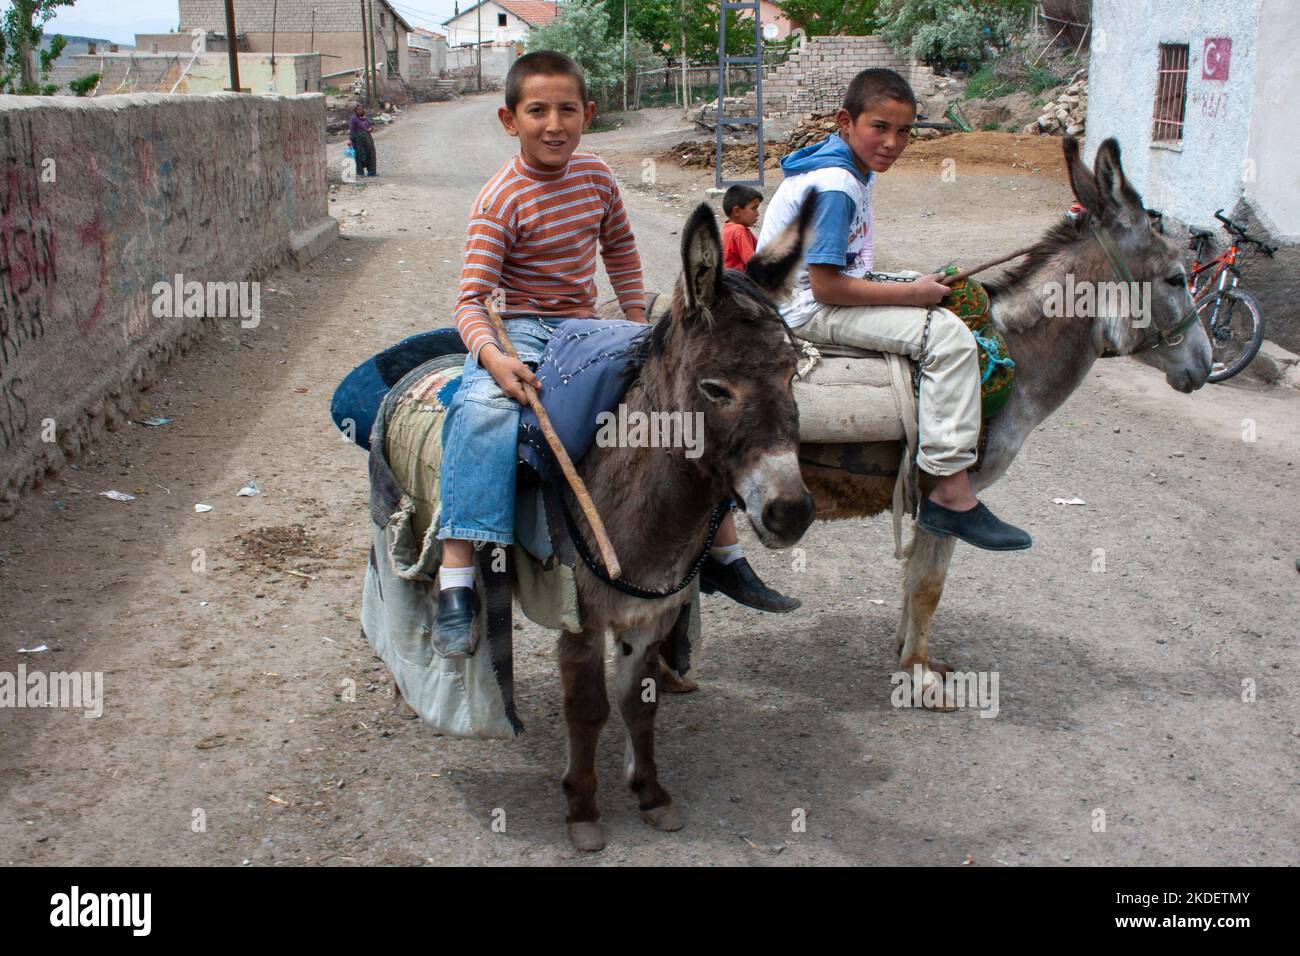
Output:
(756, 68), (1030, 551)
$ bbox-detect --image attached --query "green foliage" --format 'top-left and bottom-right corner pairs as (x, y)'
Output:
(1, 0), (75, 94)
(779, 0), (883, 37)
(1025, 64), (1063, 94)
(68, 71), (99, 96)
(528, 0), (625, 93)
(879, 0), (1034, 69)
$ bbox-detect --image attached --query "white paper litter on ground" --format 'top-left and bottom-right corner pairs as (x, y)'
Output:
(236, 483), (261, 497)
(194, 503), (214, 513)
(18, 644), (49, 653)
(1052, 496), (1086, 506)
(99, 490), (135, 502)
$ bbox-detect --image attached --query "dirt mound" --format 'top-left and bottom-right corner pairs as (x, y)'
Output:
(895, 131), (1068, 178)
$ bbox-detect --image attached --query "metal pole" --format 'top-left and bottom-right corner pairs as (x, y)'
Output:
(622, 1), (628, 112)
(271, 0), (278, 67)
(310, 9), (316, 52)
(476, 1), (482, 92)
(223, 0), (241, 91)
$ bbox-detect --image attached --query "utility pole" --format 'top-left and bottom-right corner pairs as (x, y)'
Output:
(476, 1), (482, 92)
(360, 0), (374, 107)
(271, 0), (278, 67)
(622, 0), (628, 112)
(310, 9), (317, 53)
(680, 0), (689, 117)
(366, 0), (380, 106)
(224, 0), (242, 92)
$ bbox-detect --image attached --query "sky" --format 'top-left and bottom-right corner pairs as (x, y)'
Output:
(8, 0), (466, 47)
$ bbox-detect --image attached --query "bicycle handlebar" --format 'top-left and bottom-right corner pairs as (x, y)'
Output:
(1212, 209), (1276, 256)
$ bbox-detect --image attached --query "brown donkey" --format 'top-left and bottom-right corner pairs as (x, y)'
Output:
(802, 137), (1213, 702)
(558, 201), (816, 850)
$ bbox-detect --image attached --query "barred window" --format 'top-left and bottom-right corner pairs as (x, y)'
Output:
(1152, 43), (1189, 143)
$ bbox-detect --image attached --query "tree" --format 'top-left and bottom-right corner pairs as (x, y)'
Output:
(1, 0), (73, 94)
(778, 0), (883, 37)
(528, 0), (625, 94)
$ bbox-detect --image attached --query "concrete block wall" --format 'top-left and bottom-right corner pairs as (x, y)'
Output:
(0, 93), (336, 517)
(702, 35), (936, 123)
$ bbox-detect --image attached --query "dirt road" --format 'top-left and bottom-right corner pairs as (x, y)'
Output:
(1, 97), (1296, 866)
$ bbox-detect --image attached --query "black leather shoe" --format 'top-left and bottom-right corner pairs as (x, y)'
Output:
(917, 499), (1032, 551)
(699, 556), (801, 612)
(434, 586), (478, 657)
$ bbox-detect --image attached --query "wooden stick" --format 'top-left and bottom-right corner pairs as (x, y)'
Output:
(483, 300), (622, 580)
(940, 244), (1037, 286)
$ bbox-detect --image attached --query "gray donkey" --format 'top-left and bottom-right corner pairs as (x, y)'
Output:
(558, 199), (817, 850)
(800, 136), (1212, 704)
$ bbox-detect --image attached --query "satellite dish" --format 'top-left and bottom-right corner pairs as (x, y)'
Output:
(762, 23), (779, 41)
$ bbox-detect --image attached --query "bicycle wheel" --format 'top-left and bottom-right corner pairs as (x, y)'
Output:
(1197, 287), (1265, 383)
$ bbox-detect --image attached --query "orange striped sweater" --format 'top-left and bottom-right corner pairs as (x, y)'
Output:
(453, 152), (647, 360)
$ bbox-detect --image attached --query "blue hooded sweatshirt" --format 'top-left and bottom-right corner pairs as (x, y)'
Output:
(756, 134), (876, 328)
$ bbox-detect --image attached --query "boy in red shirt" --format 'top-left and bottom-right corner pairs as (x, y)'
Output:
(721, 185), (762, 270)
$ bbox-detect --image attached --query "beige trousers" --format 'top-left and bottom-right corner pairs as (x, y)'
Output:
(797, 302), (981, 476)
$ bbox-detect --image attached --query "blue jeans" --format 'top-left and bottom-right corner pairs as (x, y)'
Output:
(437, 317), (561, 545)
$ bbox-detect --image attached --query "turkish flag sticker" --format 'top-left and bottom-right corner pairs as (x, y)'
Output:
(1203, 37), (1231, 80)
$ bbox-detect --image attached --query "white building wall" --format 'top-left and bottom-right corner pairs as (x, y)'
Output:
(1243, 0), (1300, 238)
(444, 2), (531, 47)
(1086, 0), (1261, 229)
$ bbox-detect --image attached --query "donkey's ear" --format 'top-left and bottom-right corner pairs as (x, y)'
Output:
(1063, 135), (1103, 217)
(746, 190), (816, 301)
(679, 202), (723, 318)
(1092, 138), (1146, 227)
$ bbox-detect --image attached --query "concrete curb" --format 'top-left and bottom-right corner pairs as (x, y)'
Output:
(291, 217), (340, 268)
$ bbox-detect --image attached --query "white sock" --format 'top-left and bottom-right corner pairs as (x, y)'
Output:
(439, 565), (475, 591)
(711, 543), (744, 565)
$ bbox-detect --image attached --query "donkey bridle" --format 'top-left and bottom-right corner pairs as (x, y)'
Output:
(1090, 222), (1201, 358)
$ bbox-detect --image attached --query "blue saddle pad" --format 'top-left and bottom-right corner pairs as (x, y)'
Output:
(519, 319), (650, 480)
(331, 328), (468, 450)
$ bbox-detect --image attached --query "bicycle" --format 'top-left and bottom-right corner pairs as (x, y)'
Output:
(1186, 209), (1276, 383)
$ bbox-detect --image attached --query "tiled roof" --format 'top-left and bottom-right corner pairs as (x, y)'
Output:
(495, 1), (559, 26)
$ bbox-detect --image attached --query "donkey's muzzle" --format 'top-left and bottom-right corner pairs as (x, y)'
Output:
(762, 492), (815, 545)
(736, 450), (815, 549)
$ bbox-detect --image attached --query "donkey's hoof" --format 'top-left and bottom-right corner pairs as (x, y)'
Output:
(641, 802), (685, 832)
(567, 821), (605, 852)
(917, 668), (957, 712)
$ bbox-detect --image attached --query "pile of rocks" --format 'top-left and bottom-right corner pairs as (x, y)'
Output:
(786, 112), (840, 150)
(1025, 78), (1087, 136)
(666, 139), (782, 173)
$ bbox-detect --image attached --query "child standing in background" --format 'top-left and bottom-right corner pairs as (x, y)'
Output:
(721, 185), (763, 270)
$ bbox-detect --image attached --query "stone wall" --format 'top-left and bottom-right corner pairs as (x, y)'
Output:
(0, 93), (338, 517)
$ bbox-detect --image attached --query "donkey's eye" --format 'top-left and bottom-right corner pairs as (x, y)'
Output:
(1166, 275), (1185, 288)
(698, 380), (733, 403)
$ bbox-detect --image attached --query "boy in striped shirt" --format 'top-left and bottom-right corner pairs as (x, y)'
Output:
(433, 52), (648, 655)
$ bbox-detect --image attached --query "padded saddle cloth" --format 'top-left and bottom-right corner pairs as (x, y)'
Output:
(331, 327), (469, 451)
(518, 319), (652, 482)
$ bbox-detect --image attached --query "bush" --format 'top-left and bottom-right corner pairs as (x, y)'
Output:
(68, 72), (100, 96)
(881, 0), (1034, 69)
(527, 0), (623, 104)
